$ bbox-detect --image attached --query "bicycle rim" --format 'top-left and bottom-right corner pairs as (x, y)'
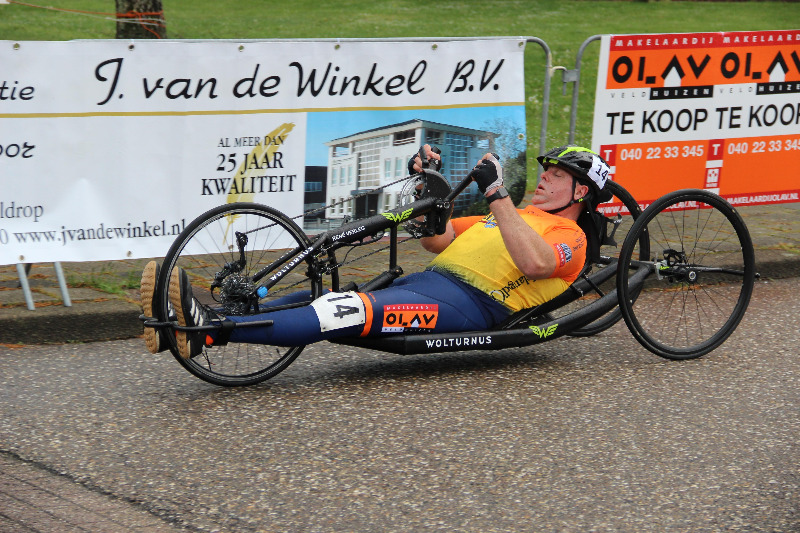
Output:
(618, 190), (755, 359)
(158, 203), (323, 386)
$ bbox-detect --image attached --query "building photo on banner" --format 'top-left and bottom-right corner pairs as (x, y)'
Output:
(304, 106), (525, 227)
(0, 38), (526, 265)
(592, 29), (800, 213)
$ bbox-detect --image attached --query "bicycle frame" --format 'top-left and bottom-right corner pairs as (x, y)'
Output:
(144, 167), (651, 354)
(255, 169), (458, 295)
(234, 168), (652, 356)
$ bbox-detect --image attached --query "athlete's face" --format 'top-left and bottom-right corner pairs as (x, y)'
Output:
(532, 166), (586, 213)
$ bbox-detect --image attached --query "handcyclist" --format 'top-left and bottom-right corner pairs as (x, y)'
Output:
(140, 145), (610, 358)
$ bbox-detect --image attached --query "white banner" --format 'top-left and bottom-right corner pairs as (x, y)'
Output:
(0, 38), (526, 264)
(591, 30), (800, 206)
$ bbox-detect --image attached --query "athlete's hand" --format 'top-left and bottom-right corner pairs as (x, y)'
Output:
(408, 144), (442, 174)
(472, 153), (503, 195)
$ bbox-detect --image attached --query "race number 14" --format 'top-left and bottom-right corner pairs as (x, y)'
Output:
(311, 291), (367, 332)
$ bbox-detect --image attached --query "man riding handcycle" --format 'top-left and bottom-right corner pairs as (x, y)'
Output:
(140, 144), (756, 386)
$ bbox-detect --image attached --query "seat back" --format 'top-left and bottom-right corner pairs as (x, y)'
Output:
(576, 208), (609, 265)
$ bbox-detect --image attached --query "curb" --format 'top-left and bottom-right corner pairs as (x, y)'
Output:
(0, 298), (142, 345)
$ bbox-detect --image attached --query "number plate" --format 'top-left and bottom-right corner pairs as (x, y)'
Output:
(310, 292), (366, 332)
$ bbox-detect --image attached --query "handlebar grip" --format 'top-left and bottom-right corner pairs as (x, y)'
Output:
(410, 145), (444, 174)
(444, 152), (501, 203)
(417, 146), (427, 167)
(422, 145), (442, 172)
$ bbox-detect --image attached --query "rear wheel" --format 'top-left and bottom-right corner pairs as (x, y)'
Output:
(617, 190), (755, 360)
(157, 203), (324, 386)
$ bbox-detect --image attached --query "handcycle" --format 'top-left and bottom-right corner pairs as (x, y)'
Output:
(141, 153), (757, 387)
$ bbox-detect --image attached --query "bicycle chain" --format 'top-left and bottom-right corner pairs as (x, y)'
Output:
(294, 145), (443, 222)
(243, 164), (437, 282)
(239, 172), (418, 238)
(317, 232), (417, 276)
(295, 171), (423, 274)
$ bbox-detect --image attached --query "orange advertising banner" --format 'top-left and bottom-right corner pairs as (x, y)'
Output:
(592, 30), (800, 208)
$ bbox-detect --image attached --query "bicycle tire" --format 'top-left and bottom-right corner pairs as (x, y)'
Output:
(553, 180), (649, 336)
(157, 202), (323, 386)
(617, 189), (755, 360)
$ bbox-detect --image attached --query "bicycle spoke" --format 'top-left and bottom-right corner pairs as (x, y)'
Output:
(159, 203), (322, 386)
(618, 190), (755, 359)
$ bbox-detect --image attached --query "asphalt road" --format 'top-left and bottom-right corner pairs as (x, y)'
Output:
(1, 276), (799, 532)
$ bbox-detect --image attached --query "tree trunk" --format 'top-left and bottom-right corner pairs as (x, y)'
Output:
(115, 0), (167, 39)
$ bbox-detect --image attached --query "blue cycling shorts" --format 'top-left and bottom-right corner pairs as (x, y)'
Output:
(225, 271), (509, 347)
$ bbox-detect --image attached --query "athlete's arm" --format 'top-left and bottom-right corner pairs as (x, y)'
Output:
(420, 221), (456, 253)
(471, 154), (557, 280)
(485, 192), (557, 279)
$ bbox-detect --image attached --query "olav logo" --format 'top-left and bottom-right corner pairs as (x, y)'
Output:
(382, 304), (439, 333)
(530, 324), (558, 338)
(381, 208), (414, 223)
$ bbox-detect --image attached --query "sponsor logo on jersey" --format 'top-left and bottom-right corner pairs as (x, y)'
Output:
(481, 214), (498, 228)
(381, 304), (439, 333)
(555, 243), (573, 267)
(489, 274), (530, 302)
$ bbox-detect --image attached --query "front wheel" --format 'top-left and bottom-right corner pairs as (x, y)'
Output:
(617, 190), (756, 360)
(157, 203), (324, 386)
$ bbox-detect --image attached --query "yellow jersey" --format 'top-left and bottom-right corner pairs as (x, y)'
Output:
(427, 205), (587, 312)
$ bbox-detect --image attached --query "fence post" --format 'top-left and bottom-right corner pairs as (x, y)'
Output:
(15, 262), (72, 310)
(54, 262), (72, 307)
(567, 35), (602, 144)
(525, 37), (554, 165)
(16, 264), (35, 311)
